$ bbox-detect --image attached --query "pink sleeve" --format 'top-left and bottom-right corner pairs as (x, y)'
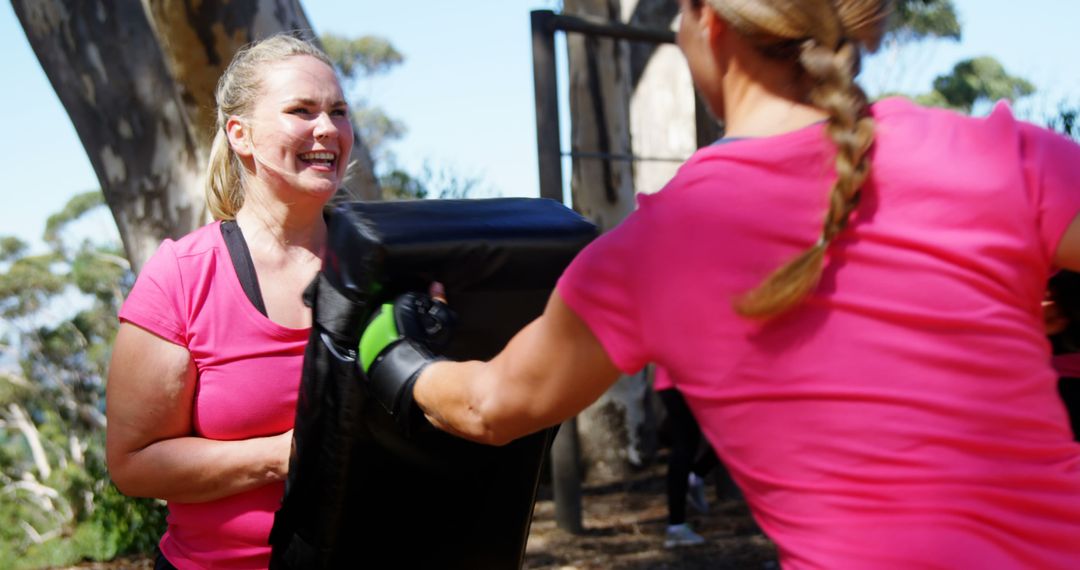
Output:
(556, 207), (651, 375)
(652, 366), (674, 391)
(118, 240), (187, 346)
(1021, 122), (1080, 261)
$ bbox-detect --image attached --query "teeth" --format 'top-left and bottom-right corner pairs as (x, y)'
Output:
(299, 151), (335, 161)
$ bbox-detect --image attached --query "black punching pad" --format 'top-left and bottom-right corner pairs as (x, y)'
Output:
(269, 198), (597, 569)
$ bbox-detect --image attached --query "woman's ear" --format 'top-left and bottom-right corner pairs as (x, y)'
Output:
(701, 2), (728, 46)
(225, 116), (252, 158)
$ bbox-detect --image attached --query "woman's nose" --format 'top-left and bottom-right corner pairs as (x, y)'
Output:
(314, 112), (338, 139)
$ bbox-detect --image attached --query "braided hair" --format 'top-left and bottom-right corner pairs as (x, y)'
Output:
(703, 0), (892, 317)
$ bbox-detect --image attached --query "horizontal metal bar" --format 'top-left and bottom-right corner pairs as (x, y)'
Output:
(535, 10), (676, 45)
(562, 150), (687, 164)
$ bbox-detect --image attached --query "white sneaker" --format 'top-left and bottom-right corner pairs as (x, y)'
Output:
(664, 523), (706, 548)
(687, 472), (709, 513)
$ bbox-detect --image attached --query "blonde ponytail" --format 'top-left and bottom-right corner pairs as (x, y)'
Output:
(205, 126), (245, 220)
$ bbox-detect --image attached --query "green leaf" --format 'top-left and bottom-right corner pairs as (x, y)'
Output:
(928, 56), (1035, 113)
(1046, 103), (1080, 140)
(0, 236), (28, 263)
(0, 253), (66, 318)
(321, 33), (404, 84)
(43, 191), (104, 250)
(888, 0), (961, 42)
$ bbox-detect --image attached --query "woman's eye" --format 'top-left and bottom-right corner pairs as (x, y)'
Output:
(331, 108), (348, 117)
(288, 108), (312, 115)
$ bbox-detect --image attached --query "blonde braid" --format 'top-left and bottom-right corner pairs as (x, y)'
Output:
(733, 4), (882, 318)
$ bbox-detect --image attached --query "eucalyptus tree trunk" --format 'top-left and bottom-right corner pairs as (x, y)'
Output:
(12, 0), (379, 272)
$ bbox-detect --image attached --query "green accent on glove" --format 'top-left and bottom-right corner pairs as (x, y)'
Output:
(359, 302), (398, 373)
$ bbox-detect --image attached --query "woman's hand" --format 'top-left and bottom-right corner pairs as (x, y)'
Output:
(1045, 295), (1069, 336)
(358, 288), (455, 426)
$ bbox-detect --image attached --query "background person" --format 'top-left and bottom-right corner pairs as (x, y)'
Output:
(106, 34), (353, 570)
(655, 367), (720, 548)
(363, 0), (1080, 567)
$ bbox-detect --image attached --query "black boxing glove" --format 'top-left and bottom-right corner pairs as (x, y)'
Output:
(358, 292), (455, 423)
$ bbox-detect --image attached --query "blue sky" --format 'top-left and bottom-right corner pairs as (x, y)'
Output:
(2, 0), (1079, 252)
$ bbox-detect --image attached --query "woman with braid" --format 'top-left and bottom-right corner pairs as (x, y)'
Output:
(361, 0), (1080, 566)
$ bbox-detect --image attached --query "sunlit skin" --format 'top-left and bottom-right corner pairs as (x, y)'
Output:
(228, 54), (353, 206)
(227, 54), (354, 330)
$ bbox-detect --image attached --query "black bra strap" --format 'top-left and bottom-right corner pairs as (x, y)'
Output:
(221, 221), (268, 317)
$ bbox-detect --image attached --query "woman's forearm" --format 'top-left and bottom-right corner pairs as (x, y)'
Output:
(414, 359), (513, 445)
(109, 429), (291, 503)
(414, 293), (623, 445)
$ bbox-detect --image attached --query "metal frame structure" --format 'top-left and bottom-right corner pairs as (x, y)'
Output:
(529, 9), (717, 535)
(531, 9), (718, 203)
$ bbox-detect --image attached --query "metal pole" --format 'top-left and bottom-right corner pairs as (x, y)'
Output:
(548, 12), (675, 44)
(550, 417), (584, 534)
(532, 10), (564, 203)
(533, 12), (584, 534)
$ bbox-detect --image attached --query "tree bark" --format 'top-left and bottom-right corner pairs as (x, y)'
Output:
(561, 0), (686, 485)
(13, 0), (204, 271)
(12, 0), (380, 272)
(628, 33), (703, 195)
(565, 0), (637, 232)
(7, 403), (51, 481)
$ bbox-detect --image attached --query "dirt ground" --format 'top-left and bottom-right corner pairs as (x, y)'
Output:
(523, 461), (778, 570)
(61, 460), (777, 570)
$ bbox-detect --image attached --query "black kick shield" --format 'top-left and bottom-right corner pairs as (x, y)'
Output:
(269, 198), (597, 569)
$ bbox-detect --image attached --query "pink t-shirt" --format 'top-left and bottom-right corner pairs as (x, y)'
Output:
(118, 222), (309, 570)
(559, 98), (1080, 568)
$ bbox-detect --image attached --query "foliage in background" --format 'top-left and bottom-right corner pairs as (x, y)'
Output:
(873, 0), (1036, 114)
(916, 56), (1036, 113)
(888, 0), (961, 42)
(1046, 101), (1080, 141)
(0, 191), (165, 568)
(321, 33), (486, 200)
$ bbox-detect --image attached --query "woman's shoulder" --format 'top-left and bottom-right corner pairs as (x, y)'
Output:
(871, 95), (1030, 136)
(137, 221), (224, 280)
(154, 220), (225, 259)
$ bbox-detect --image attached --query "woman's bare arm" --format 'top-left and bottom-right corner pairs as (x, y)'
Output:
(105, 323), (292, 503)
(413, 290), (622, 446)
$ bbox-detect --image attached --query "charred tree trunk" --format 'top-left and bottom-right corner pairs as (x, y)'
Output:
(12, 0), (379, 272)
